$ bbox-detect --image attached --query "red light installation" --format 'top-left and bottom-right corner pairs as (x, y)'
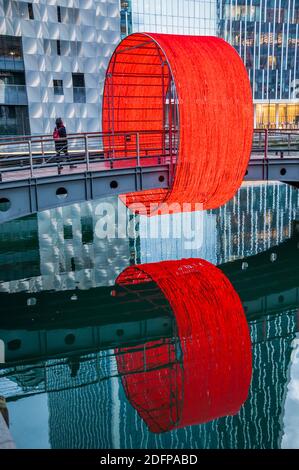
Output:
(115, 259), (252, 433)
(102, 33), (253, 215)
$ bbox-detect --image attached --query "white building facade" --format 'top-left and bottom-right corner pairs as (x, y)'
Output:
(0, 0), (120, 136)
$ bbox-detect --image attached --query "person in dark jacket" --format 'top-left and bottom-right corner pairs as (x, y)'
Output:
(53, 117), (68, 160)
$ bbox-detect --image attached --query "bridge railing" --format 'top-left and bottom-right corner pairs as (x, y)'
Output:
(0, 129), (179, 180)
(0, 128), (297, 181)
(252, 129), (299, 158)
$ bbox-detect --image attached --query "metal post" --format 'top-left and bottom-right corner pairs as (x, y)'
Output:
(125, 10), (128, 36)
(28, 140), (33, 178)
(136, 132), (140, 166)
(264, 129), (268, 160)
(85, 135), (90, 171)
(41, 135), (45, 163)
(169, 81), (173, 163)
(161, 61), (166, 162)
(259, 130), (262, 149)
(263, 129), (268, 182)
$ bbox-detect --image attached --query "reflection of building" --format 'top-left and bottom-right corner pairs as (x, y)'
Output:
(214, 182), (299, 263)
(0, 214), (39, 282)
(0, 0), (120, 135)
(0, 196), (134, 292)
(37, 198), (132, 291)
(43, 308), (298, 449)
(138, 211), (218, 265)
(281, 333), (299, 449)
(47, 352), (118, 449)
(0, 182), (297, 292)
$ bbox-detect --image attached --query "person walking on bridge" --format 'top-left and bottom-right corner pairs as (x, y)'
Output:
(53, 118), (76, 168)
(53, 118), (68, 159)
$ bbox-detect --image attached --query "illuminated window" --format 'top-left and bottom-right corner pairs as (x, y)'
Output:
(268, 56), (277, 67)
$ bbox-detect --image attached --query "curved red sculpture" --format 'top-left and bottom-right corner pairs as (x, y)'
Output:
(115, 259), (252, 433)
(102, 33), (253, 215)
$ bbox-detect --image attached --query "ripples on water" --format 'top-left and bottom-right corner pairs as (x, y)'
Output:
(0, 181), (298, 449)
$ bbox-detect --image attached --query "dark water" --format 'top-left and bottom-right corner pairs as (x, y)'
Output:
(0, 181), (298, 449)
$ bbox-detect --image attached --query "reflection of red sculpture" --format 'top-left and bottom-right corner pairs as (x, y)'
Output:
(103, 33), (253, 215)
(116, 259), (252, 433)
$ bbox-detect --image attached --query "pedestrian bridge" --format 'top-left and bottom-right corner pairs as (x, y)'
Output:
(0, 128), (298, 224)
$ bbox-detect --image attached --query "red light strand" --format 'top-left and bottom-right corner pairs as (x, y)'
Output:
(102, 33), (253, 215)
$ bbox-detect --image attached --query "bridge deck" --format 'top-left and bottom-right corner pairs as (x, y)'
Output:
(0, 129), (298, 223)
(1, 153), (298, 183)
(0, 156), (165, 183)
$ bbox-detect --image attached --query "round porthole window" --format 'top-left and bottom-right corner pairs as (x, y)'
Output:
(56, 187), (68, 199)
(110, 180), (118, 189)
(8, 339), (21, 351)
(64, 334), (76, 345)
(0, 197), (11, 212)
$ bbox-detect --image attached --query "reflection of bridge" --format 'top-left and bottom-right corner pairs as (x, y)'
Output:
(0, 232), (297, 370)
(0, 234), (298, 449)
(1, 308), (298, 449)
(0, 129), (298, 223)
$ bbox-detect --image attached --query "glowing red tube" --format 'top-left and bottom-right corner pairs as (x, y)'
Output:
(115, 259), (252, 433)
(102, 34), (253, 215)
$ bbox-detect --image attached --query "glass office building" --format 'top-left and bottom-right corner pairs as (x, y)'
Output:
(121, 0), (299, 129)
(121, 0), (217, 36)
(219, 0), (299, 128)
(120, 0), (133, 38)
(0, 0), (120, 136)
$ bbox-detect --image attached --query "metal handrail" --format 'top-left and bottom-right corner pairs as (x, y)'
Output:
(0, 129), (179, 180)
(0, 128), (178, 144)
(0, 127), (296, 146)
(0, 129), (297, 180)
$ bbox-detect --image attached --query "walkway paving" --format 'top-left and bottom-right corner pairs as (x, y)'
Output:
(0, 156), (167, 183)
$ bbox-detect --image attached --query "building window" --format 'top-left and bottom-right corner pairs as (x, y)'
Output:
(56, 40), (61, 56)
(72, 73), (86, 103)
(0, 104), (30, 136)
(27, 3), (34, 20)
(120, 0), (132, 38)
(53, 79), (63, 95)
(0, 71), (27, 106)
(81, 216), (94, 244)
(0, 35), (23, 60)
(63, 224), (73, 240)
(57, 5), (62, 23)
(0, 71), (26, 86)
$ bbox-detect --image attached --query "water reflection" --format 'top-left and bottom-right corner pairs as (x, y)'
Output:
(0, 182), (297, 293)
(0, 181), (298, 449)
(115, 259), (252, 433)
